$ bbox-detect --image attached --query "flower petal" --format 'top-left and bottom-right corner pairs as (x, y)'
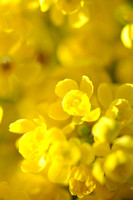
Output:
(55, 79), (78, 98)
(82, 107), (101, 122)
(9, 119), (35, 134)
(72, 116), (83, 125)
(21, 157), (46, 173)
(80, 75), (94, 98)
(39, 0), (52, 12)
(48, 101), (69, 120)
(0, 106), (3, 123)
(48, 162), (70, 184)
(98, 83), (112, 109)
(115, 84), (133, 106)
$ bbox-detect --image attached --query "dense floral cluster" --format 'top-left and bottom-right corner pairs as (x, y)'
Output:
(0, 0), (133, 200)
(9, 76), (133, 200)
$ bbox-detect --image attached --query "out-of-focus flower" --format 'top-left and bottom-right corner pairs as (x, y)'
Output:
(69, 164), (96, 198)
(9, 117), (49, 173)
(39, 0), (84, 14)
(104, 150), (133, 182)
(106, 99), (133, 127)
(92, 117), (120, 143)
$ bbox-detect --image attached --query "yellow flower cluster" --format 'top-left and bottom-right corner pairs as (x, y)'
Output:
(0, 0), (133, 200)
(39, 0), (89, 28)
(9, 76), (133, 199)
(39, 0), (84, 14)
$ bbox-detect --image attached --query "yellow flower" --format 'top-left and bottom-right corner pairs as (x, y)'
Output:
(18, 124), (49, 160)
(112, 135), (133, 153)
(10, 118), (49, 160)
(48, 161), (70, 184)
(104, 150), (133, 182)
(69, 164), (96, 198)
(63, 90), (91, 116)
(47, 138), (81, 184)
(48, 139), (81, 165)
(49, 76), (100, 123)
(92, 117), (120, 143)
(115, 83), (133, 107)
(20, 156), (47, 173)
(106, 99), (133, 127)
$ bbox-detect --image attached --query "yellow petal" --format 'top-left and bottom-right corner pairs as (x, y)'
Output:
(9, 119), (35, 134)
(62, 123), (75, 135)
(48, 162), (70, 184)
(92, 158), (105, 184)
(68, 6), (89, 29)
(48, 163), (70, 184)
(18, 126), (48, 160)
(121, 24), (133, 49)
(0, 106), (3, 123)
(39, 0), (52, 12)
(93, 142), (111, 157)
(47, 127), (66, 143)
(92, 117), (120, 143)
(98, 83), (113, 109)
(55, 79), (78, 98)
(112, 135), (133, 152)
(82, 107), (101, 122)
(80, 143), (95, 165)
(115, 84), (133, 106)
(80, 75), (94, 98)
(104, 150), (133, 182)
(63, 90), (91, 116)
(21, 157), (46, 173)
(50, 6), (65, 26)
(48, 101), (69, 120)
